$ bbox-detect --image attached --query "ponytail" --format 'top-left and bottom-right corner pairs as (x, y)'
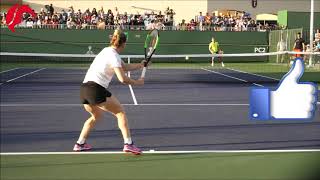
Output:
(110, 29), (127, 48)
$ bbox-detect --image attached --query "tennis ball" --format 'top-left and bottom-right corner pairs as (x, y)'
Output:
(185, 56), (189, 60)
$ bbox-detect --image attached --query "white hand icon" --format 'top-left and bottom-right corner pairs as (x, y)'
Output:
(271, 58), (317, 119)
(250, 58), (318, 120)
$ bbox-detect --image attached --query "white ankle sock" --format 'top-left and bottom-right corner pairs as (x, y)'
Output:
(124, 137), (132, 145)
(77, 138), (86, 145)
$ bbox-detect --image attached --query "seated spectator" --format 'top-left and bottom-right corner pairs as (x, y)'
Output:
(97, 18), (105, 29)
(179, 19), (187, 31)
(155, 19), (165, 30)
(1, 13), (6, 25)
(146, 19), (156, 30)
(67, 17), (75, 29)
(188, 19), (196, 31)
(26, 17), (34, 28)
(92, 8), (98, 17)
(315, 29), (320, 43)
(315, 41), (320, 52)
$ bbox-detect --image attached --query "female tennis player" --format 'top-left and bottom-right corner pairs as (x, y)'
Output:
(73, 29), (144, 155)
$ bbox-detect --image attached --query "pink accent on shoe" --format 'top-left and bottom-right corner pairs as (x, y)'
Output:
(73, 143), (92, 151)
(123, 144), (142, 155)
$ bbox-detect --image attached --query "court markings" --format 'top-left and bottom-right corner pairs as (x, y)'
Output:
(1, 103), (319, 107)
(0, 68), (46, 86)
(201, 68), (264, 87)
(226, 67), (280, 81)
(0, 103), (250, 107)
(0, 67), (20, 74)
(127, 71), (138, 105)
(1, 149), (320, 156)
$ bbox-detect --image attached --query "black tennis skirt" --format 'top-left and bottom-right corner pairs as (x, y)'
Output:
(80, 81), (112, 105)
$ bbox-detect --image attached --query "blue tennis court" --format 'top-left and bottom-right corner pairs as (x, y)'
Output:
(1, 67), (319, 153)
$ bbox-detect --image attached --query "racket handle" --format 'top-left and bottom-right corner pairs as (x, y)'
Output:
(141, 67), (147, 78)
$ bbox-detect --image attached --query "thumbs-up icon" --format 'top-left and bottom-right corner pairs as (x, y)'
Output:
(250, 58), (318, 120)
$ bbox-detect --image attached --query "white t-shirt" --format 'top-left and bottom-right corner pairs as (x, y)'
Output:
(83, 47), (122, 88)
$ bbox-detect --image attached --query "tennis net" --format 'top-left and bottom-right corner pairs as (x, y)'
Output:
(1, 51), (319, 85)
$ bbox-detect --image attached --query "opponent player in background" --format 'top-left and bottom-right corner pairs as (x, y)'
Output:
(73, 29), (144, 155)
(293, 32), (305, 58)
(209, 37), (225, 67)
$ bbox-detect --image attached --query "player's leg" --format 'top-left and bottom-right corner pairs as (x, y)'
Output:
(98, 95), (142, 154)
(211, 52), (216, 66)
(73, 104), (103, 151)
(211, 56), (215, 66)
(219, 50), (225, 67)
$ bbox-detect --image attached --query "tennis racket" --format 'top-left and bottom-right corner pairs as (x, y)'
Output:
(141, 29), (159, 78)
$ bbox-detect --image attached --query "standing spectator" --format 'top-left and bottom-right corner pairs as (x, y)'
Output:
(49, 4), (54, 15)
(204, 12), (212, 30)
(67, 6), (74, 18)
(114, 7), (119, 17)
(211, 13), (217, 31)
(197, 12), (204, 31)
(98, 6), (105, 17)
(92, 8), (98, 17)
(165, 7), (175, 26)
(60, 9), (68, 24)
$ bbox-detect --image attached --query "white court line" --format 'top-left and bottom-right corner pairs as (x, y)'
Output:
(1, 103), (319, 107)
(0, 67), (20, 74)
(226, 67), (280, 81)
(0, 68), (46, 85)
(127, 71), (138, 105)
(1, 149), (319, 155)
(0, 103), (250, 107)
(201, 68), (264, 87)
(253, 83), (264, 87)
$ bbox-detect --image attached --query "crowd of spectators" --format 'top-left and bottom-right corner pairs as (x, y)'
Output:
(0, 4), (280, 31)
(0, 4), (175, 30)
(177, 12), (280, 31)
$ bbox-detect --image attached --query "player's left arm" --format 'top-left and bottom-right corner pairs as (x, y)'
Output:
(208, 43), (213, 54)
(121, 60), (146, 72)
